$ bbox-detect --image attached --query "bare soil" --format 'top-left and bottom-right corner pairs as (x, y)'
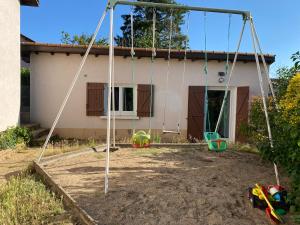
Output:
(43, 147), (291, 225)
(0, 149), (38, 183)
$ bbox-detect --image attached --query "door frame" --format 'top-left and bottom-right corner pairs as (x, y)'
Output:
(206, 86), (236, 142)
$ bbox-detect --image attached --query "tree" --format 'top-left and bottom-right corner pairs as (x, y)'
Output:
(60, 31), (108, 46)
(274, 67), (295, 99)
(291, 51), (300, 70)
(274, 51), (300, 99)
(115, 0), (188, 49)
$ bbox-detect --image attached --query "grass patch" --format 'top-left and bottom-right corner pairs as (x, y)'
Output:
(0, 170), (71, 225)
(43, 145), (85, 157)
(229, 142), (260, 154)
(95, 152), (105, 160)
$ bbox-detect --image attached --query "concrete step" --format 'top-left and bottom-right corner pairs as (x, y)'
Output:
(32, 135), (47, 147)
(21, 123), (40, 131)
(32, 128), (49, 139)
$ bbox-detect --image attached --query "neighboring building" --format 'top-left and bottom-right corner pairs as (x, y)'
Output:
(0, 0), (39, 132)
(21, 34), (35, 68)
(21, 42), (275, 142)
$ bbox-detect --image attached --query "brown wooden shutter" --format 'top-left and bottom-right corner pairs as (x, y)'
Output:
(137, 84), (154, 117)
(86, 83), (105, 116)
(236, 86), (250, 142)
(187, 86), (205, 141)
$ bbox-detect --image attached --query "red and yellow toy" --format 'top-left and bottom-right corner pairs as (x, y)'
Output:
(248, 183), (289, 224)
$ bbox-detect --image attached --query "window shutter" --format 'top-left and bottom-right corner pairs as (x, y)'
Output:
(187, 86), (205, 141)
(137, 84), (154, 117)
(86, 83), (105, 116)
(236, 86), (249, 142)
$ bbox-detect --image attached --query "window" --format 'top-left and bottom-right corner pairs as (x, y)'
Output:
(105, 85), (137, 116)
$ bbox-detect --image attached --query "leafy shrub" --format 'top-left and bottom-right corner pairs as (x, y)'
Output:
(87, 137), (97, 148)
(274, 67), (296, 99)
(21, 67), (30, 86)
(0, 173), (64, 225)
(151, 133), (161, 143)
(0, 126), (32, 150)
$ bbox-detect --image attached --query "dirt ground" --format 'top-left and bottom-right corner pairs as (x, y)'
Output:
(0, 149), (38, 183)
(43, 147), (292, 225)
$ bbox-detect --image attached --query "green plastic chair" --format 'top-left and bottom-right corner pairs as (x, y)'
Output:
(131, 130), (151, 148)
(204, 132), (227, 152)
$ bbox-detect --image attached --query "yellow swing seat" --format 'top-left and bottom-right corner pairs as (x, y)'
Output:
(131, 130), (151, 148)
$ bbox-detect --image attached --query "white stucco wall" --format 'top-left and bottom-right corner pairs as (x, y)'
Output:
(0, 0), (20, 131)
(30, 53), (269, 141)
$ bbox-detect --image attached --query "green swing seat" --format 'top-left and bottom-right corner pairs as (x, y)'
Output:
(131, 130), (151, 148)
(204, 132), (227, 152)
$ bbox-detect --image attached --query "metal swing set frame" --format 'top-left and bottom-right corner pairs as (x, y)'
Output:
(37, 0), (280, 194)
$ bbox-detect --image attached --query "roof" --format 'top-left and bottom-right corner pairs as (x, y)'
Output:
(21, 42), (275, 64)
(20, 0), (39, 7)
(21, 34), (35, 43)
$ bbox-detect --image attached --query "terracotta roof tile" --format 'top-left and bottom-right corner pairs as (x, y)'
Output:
(21, 42), (275, 64)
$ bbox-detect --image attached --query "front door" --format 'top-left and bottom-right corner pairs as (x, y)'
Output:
(187, 86), (205, 141)
(206, 90), (230, 138)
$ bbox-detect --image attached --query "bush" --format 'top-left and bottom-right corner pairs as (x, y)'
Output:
(21, 67), (30, 86)
(0, 126), (32, 150)
(274, 67), (296, 99)
(0, 173), (64, 225)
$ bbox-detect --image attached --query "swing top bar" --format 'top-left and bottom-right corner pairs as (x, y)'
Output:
(108, 0), (251, 20)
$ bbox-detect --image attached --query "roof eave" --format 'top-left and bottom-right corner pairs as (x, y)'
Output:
(21, 42), (276, 64)
(20, 0), (39, 7)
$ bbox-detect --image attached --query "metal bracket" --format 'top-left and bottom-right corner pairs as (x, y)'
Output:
(108, 0), (118, 9)
(243, 11), (251, 21)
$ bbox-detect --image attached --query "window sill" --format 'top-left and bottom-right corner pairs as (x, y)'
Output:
(100, 115), (140, 120)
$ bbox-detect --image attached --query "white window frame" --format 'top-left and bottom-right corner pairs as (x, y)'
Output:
(105, 84), (137, 116)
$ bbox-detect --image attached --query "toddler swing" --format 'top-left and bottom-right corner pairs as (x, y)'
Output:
(131, 8), (156, 148)
(203, 13), (236, 152)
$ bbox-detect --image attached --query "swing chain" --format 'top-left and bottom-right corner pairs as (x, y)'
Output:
(177, 11), (190, 133)
(152, 8), (157, 59)
(168, 9), (174, 60)
(130, 7), (135, 57)
(162, 8), (174, 131)
(148, 7), (157, 133)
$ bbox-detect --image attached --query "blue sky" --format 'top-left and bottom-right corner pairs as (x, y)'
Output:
(21, 0), (300, 75)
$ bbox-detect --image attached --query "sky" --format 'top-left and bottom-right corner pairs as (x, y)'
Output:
(21, 0), (300, 76)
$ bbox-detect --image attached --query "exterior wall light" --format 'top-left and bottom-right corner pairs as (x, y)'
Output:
(218, 72), (226, 83)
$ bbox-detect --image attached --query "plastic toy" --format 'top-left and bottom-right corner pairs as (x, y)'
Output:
(248, 183), (291, 224)
(131, 130), (151, 148)
(204, 132), (227, 152)
(255, 184), (284, 223)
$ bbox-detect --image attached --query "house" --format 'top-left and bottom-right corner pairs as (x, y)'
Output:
(21, 42), (275, 142)
(0, 0), (39, 132)
(21, 34), (35, 68)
